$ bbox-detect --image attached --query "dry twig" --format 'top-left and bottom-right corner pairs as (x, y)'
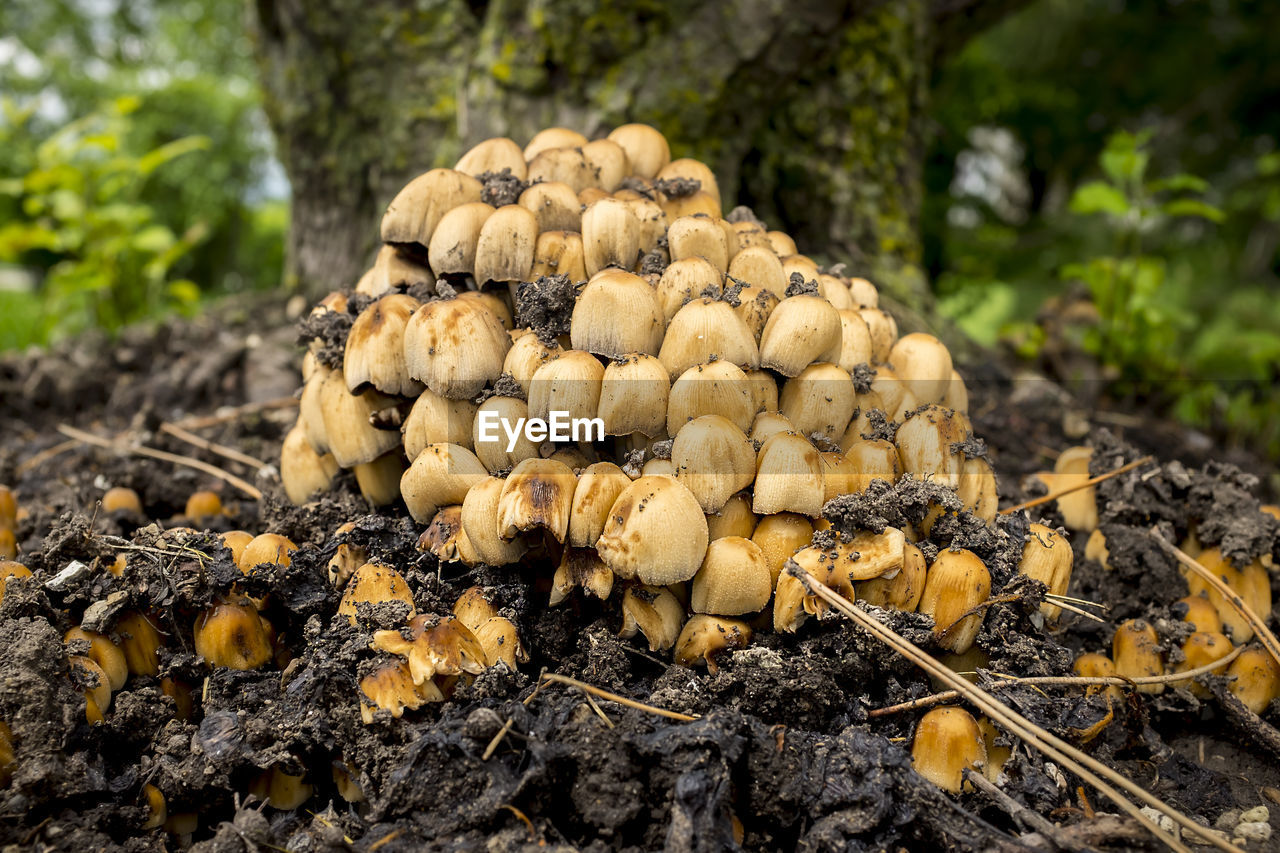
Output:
(965, 770), (1072, 849)
(482, 717), (516, 760)
(868, 644), (1246, 717)
(1000, 455), (1154, 515)
(57, 424), (262, 500)
(15, 439), (80, 476)
(159, 422), (268, 471)
(539, 672), (698, 722)
(168, 397), (298, 430)
(1151, 531), (1280, 669)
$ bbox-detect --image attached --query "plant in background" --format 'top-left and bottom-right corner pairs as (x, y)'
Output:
(0, 97), (208, 347)
(1062, 129), (1222, 381)
(1061, 132), (1280, 460)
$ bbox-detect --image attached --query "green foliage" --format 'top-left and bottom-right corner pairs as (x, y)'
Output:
(1059, 131), (1222, 379)
(0, 98), (208, 347)
(0, 0), (286, 350)
(929, 0), (1280, 460)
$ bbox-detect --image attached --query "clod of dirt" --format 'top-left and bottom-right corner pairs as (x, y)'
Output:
(478, 168), (528, 208)
(515, 275), (579, 345)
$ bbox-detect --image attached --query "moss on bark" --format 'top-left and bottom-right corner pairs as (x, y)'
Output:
(253, 0), (1016, 327)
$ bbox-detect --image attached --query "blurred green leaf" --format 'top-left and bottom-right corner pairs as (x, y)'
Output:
(1069, 181), (1129, 216)
(137, 136), (211, 176)
(132, 224), (175, 254)
(1160, 198), (1225, 223)
(1148, 173), (1209, 194)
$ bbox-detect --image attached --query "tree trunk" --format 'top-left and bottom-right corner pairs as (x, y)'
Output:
(252, 0), (1019, 325)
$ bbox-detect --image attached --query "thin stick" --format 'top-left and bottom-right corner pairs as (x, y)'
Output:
(15, 439), (79, 475)
(1050, 600), (1107, 623)
(482, 717), (515, 760)
(1151, 531), (1280, 669)
(160, 422), (268, 471)
(868, 644), (1246, 717)
(539, 673), (698, 722)
(1000, 456), (1154, 515)
(1045, 593), (1109, 612)
(58, 424), (263, 501)
(799, 569), (1234, 853)
(583, 692), (616, 728)
(168, 397), (298, 430)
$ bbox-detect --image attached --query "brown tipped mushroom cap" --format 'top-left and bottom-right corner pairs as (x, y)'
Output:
(758, 295), (841, 377)
(667, 360), (756, 437)
(607, 123), (671, 179)
(381, 168), (483, 247)
(570, 269), (664, 357)
(779, 362), (857, 443)
(455, 136), (527, 180)
(404, 297), (510, 400)
(581, 198), (642, 278)
(911, 706), (986, 794)
(671, 415), (757, 514)
(344, 294), (423, 396)
(318, 370), (401, 469)
(373, 614), (487, 686)
(598, 354), (670, 438)
(595, 476), (709, 585)
(752, 432), (824, 517)
(567, 462), (633, 548)
(400, 443), (488, 523)
(1112, 619), (1165, 694)
(527, 350), (605, 424)
(620, 585), (685, 652)
(497, 458), (578, 543)
(194, 602), (273, 671)
(894, 405), (967, 491)
(281, 425), (340, 505)
(359, 660), (440, 724)
(338, 563), (416, 626)
(1018, 523), (1073, 620)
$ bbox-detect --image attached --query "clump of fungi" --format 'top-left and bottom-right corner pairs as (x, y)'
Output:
(274, 123), (1050, 736)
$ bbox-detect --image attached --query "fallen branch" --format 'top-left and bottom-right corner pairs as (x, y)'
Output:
(539, 672), (698, 722)
(1000, 455), (1154, 515)
(57, 424), (263, 501)
(798, 568), (1237, 853)
(869, 644), (1246, 717)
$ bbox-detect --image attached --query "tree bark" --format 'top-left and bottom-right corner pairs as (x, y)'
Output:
(252, 0), (1020, 323)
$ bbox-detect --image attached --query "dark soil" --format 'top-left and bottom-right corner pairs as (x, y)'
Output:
(1, 300), (1279, 851)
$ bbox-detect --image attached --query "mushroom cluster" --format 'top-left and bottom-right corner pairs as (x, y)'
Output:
(281, 123), (1009, 683)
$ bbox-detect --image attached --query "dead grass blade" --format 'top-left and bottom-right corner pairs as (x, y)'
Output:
(1000, 455), (1154, 515)
(1151, 530), (1280, 669)
(160, 422), (268, 471)
(539, 672), (698, 721)
(58, 424), (263, 500)
(869, 644), (1245, 717)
